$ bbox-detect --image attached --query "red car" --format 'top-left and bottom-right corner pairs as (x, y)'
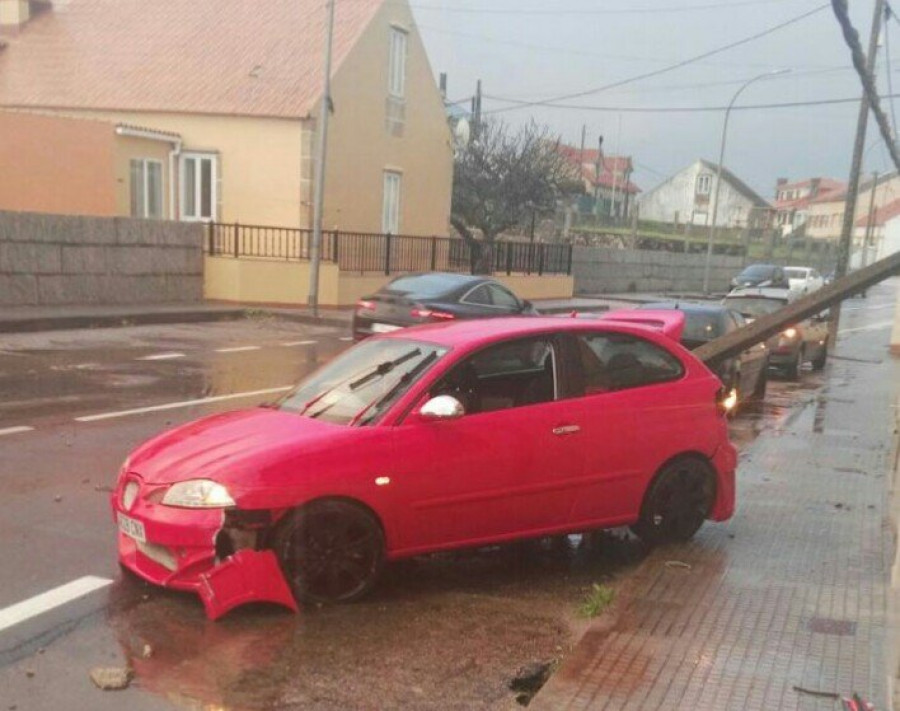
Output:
(112, 313), (737, 619)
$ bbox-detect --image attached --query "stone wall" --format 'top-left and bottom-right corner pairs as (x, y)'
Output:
(0, 211), (203, 306)
(573, 246), (834, 295)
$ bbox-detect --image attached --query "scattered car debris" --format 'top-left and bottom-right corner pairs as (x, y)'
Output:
(53, 495), (62, 503)
(140, 644), (153, 659)
(792, 685), (839, 699)
(89, 666), (133, 691)
(665, 560), (692, 570)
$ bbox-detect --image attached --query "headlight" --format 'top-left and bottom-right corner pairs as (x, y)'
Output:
(782, 327), (798, 339)
(162, 480), (235, 508)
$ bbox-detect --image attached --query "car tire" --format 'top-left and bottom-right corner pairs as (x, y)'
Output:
(273, 499), (385, 605)
(631, 457), (716, 546)
(752, 365), (768, 400)
(785, 347), (803, 381)
(811, 345), (827, 371)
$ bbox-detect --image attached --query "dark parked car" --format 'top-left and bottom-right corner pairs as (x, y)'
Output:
(639, 302), (769, 411)
(352, 272), (537, 341)
(730, 264), (789, 291)
(723, 288), (828, 380)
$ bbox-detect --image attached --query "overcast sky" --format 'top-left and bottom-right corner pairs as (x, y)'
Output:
(411, 0), (895, 199)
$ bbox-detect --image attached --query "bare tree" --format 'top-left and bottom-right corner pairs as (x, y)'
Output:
(451, 120), (579, 274)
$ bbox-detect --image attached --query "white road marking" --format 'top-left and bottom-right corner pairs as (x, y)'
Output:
(282, 340), (318, 347)
(0, 576), (113, 634)
(137, 352), (186, 361)
(0, 426), (34, 437)
(839, 321), (894, 334)
(215, 346), (262, 353)
(74, 386), (293, 423)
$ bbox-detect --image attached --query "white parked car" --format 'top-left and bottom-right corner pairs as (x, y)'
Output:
(784, 267), (824, 295)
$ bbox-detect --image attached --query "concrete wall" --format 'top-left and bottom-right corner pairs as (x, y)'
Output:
(0, 210), (203, 305)
(205, 256), (573, 307)
(0, 110), (118, 217)
(573, 246), (746, 295)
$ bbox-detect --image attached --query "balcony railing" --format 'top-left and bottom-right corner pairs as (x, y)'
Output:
(206, 222), (573, 276)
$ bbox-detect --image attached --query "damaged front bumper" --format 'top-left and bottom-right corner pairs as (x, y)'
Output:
(112, 476), (298, 620)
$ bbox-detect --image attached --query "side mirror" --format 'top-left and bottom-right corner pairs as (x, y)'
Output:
(521, 299), (534, 313)
(419, 395), (465, 421)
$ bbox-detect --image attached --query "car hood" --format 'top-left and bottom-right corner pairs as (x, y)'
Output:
(127, 408), (348, 487)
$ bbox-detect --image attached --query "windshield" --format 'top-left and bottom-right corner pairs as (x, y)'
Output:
(278, 339), (448, 426)
(784, 268), (807, 279)
(740, 265), (775, 278)
(722, 296), (787, 318)
(682, 312), (722, 342)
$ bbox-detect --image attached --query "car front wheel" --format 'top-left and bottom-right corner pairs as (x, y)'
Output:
(785, 346), (804, 381)
(274, 499), (385, 604)
(632, 457), (716, 546)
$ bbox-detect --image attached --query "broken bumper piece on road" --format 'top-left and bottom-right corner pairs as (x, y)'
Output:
(114, 493), (298, 620)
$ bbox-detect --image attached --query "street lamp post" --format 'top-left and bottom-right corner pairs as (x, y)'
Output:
(702, 69), (790, 294)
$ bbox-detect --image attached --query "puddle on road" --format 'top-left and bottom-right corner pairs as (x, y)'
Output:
(107, 532), (647, 710)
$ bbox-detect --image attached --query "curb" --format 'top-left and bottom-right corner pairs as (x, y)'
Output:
(0, 308), (351, 334)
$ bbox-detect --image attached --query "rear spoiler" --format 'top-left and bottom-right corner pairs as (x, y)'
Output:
(595, 309), (685, 342)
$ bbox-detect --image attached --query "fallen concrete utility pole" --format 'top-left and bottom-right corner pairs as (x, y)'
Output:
(694, 250), (900, 367)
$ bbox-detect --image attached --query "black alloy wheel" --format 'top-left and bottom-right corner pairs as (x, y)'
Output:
(811, 345), (828, 371)
(632, 458), (715, 546)
(785, 346), (804, 381)
(274, 500), (385, 604)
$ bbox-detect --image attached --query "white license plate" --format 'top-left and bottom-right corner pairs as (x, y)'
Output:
(372, 323), (402, 333)
(117, 513), (146, 543)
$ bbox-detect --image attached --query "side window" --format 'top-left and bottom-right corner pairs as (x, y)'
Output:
(730, 311), (747, 328)
(463, 285), (492, 306)
(431, 337), (557, 414)
(487, 284), (520, 308)
(575, 332), (683, 393)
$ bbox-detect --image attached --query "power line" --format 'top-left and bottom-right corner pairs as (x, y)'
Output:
(480, 92), (900, 114)
(406, 0), (812, 15)
(482, 3), (830, 114)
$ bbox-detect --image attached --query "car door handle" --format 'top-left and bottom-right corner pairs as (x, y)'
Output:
(552, 425), (581, 436)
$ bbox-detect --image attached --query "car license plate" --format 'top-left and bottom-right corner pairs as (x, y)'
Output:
(372, 323), (402, 333)
(117, 513), (146, 543)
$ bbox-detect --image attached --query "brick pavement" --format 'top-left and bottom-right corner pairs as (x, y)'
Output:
(533, 328), (899, 710)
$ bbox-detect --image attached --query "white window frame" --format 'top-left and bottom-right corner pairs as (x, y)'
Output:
(382, 170), (402, 234)
(388, 26), (408, 99)
(130, 158), (164, 220)
(696, 173), (712, 196)
(180, 152), (219, 222)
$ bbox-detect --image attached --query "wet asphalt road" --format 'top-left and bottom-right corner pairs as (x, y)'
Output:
(0, 285), (896, 710)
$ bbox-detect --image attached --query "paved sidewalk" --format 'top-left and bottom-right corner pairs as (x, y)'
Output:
(533, 313), (899, 709)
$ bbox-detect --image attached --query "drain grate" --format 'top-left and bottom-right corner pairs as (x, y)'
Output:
(806, 617), (857, 636)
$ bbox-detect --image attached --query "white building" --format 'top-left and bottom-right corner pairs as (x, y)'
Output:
(638, 159), (771, 229)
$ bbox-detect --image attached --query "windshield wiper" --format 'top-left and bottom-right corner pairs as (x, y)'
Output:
(347, 349), (422, 390)
(350, 350), (439, 426)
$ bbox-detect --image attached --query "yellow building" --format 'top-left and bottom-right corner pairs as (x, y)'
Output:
(0, 0), (453, 235)
(806, 172), (900, 241)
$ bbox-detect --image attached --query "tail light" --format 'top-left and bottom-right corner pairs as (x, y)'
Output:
(410, 308), (455, 321)
(356, 300), (376, 312)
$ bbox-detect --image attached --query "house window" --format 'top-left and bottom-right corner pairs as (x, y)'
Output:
(388, 27), (408, 99)
(129, 159), (164, 219)
(696, 173), (712, 195)
(180, 153), (218, 221)
(382, 170), (402, 234)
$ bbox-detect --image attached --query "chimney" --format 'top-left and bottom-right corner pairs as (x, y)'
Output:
(0, 0), (30, 30)
(776, 178), (788, 187)
(810, 177), (821, 196)
(439, 72), (447, 100)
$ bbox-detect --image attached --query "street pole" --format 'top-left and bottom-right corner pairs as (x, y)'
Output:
(702, 69), (790, 294)
(830, 0), (884, 343)
(307, 0), (336, 317)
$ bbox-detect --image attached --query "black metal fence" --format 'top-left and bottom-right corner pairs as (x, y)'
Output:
(205, 222), (573, 276)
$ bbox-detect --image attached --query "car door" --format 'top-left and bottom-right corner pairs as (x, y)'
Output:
(566, 331), (697, 526)
(388, 335), (586, 553)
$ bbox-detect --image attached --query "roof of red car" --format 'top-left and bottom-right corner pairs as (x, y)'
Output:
(377, 316), (678, 349)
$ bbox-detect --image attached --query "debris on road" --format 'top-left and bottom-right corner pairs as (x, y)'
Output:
(793, 684), (839, 699)
(89, 666), (133, 691)
(664, 560), (692, 570)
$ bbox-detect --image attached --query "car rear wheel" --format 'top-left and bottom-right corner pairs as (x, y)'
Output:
(632, 457), (715, 546)
(811, 345), (827, 371)
(274, 499), (385, 605)
(785, 347), (804, 381)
